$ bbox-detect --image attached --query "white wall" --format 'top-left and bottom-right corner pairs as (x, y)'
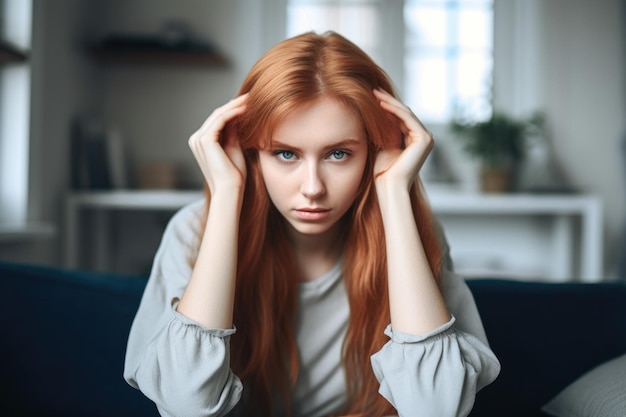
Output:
(490, 0), (625, 278)
(88, 1), (237, 189)
(0, 0), (98, 265)
(540, 0), (625, 277)
(0, 0), (267, 268)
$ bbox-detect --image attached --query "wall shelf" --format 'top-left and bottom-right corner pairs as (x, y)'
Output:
(0, 40), (28, 65)
(89, 35), (228, 67)
(90, 46), (228, 67)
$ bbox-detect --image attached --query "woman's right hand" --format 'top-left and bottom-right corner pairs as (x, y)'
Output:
(188, 94), (248, 196)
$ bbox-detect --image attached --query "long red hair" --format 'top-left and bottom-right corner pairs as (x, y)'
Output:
(202, 31), (444, 416)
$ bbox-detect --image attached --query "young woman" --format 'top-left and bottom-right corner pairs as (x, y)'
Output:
(124, 31), (500, 417)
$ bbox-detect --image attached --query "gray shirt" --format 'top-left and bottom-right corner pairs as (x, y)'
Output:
(123, 199), (500, 417)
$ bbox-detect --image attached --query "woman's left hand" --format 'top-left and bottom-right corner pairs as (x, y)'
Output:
(373, 88), (434, 190)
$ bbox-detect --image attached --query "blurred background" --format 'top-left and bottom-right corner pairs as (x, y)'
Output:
(0, 0), (624, 281)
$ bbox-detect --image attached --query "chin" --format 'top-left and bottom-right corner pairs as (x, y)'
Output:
(287, 220), (337, 236)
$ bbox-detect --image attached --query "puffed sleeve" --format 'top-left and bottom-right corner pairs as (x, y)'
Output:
(123, 200), (243, 417)
(370, 224), (501, 417)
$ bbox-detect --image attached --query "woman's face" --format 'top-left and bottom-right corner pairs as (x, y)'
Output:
(258, 97), (368, 238)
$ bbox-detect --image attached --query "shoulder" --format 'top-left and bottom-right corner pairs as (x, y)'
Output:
(433, 216), (490, 343)
(441, 269), (472, 305)
(433, 217), (474, 317)
(166, 198), (206, 238)
(157, 198), (206, 266)
(441, 269), (490, 345)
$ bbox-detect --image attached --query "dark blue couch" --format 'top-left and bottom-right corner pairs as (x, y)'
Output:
(0, 262), (157, 417)
(1, 261), (625, 417)
(469, 278), (626, 417)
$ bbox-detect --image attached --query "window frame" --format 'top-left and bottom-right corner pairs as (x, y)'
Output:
(285, 0), (497, 127)
(0, 0), (32, 227)
(403, 0), (494, 125)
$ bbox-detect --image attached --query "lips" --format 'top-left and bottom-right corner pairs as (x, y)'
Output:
(294, 208), (331, 221)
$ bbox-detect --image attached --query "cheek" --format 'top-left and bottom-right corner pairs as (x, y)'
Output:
(258, 159), (286, 203)
(339, 158), (368, 200)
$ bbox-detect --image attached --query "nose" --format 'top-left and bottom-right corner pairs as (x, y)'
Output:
(300, 161), (326, 200)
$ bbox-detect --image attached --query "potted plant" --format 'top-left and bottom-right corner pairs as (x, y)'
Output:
(450, 112), (544, 192)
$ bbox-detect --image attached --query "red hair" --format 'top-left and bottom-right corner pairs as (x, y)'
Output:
(202, 31), (443, 416)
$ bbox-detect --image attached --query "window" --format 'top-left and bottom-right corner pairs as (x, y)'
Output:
(0, 0), (32, 226)
(286, 0), (493, 125)
(404, 0), (493, 123)
(287, 0), (396, 65)
(287, 0), (404, 87)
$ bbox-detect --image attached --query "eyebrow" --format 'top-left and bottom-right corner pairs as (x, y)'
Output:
(270, 138), (363, 153)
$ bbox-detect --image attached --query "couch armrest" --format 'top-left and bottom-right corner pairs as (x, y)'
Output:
(467, 279), (626, 417)
(0, 261), (158, 417)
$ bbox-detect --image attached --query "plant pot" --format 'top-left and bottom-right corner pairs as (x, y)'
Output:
(481, 167), (513, 193)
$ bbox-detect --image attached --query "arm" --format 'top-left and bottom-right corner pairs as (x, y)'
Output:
(373, 88), (450, 335)
(124, 95), (249, 416)
(178, 94), (248, 329)
(123, 201), (243, 417)
(371, 89), (500, 417)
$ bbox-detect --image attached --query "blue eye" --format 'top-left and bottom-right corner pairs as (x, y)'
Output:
(329, 150), (350, 160)
(275, 150), (296, 161)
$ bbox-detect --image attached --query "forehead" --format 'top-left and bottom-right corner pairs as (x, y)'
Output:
(271, 98), (366, 148)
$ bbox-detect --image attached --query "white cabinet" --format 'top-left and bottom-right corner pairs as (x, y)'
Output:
(426, 187), (603, 282)
(64, 189), (604, 282)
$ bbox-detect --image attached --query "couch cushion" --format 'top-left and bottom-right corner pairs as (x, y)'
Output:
(541, 352), (626, 417)
(0, 261), (158, 417)
(467, 279), (626, 417)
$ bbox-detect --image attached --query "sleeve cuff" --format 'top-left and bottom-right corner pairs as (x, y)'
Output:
(383, 315), (457, 343)
(170, 297), (237, 336)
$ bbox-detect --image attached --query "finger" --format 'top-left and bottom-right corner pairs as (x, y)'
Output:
(197, 93), (249, 136)
(373, 88), (415, 117)
(373, 88), (422, 126)
(222, 124), (246, 172)
(374, 90), (420, 128)
(222, 123), (242, 152)
(188, 110), (243, 156)
(200, 99), (247, 138)
(374, 89), (431, 146)
(191, 100), (248, 149)
(373, 88), (411, 116)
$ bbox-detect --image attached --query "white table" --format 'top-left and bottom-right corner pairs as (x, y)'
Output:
(64, 189), (604, 281)
(64, 190), (203, 272)
(425, 188), (603, 282)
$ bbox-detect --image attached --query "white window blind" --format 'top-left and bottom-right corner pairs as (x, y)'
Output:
(0, 0), (32, 226)
(286, 0), (493, 125)
(286, 0), (404, 97)
(404, 0), (493, 123)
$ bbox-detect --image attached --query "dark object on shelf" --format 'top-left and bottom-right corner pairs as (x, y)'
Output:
(70, 118), (130, 190)
(70, 119), (112, 190)
(0, 40), (28, 64)
(89, 34), (228, 67)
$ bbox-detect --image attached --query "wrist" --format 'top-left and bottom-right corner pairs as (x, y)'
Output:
(374, 171), (412, 194)
(375, 175), (410, 197)
(375, 180), (411, 214)
(210, 185), (245, 209)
